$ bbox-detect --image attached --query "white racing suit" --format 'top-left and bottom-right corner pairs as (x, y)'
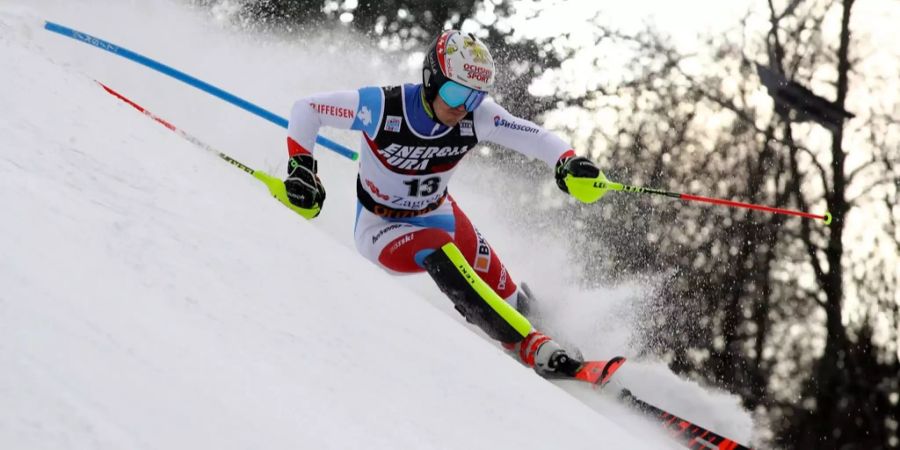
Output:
(287, 83), (573, 345)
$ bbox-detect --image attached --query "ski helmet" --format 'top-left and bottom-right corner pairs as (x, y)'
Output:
(422, 30), (496, 105)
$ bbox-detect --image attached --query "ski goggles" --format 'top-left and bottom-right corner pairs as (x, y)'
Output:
(438, 80), (488, 111)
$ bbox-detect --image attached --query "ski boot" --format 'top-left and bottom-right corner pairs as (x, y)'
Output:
(512, 283), (584, 363)
(511, 331), (584, 378)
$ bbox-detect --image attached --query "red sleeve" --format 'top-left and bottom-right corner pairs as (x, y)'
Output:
(287, 137), (311, 157)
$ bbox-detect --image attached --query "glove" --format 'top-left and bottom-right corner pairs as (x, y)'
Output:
(285, 154), (326, 214)
(555, 156), (600, 193)
(555, 155), (604, 203)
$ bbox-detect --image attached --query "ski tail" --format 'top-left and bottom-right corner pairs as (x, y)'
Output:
(574, 356), (626, 388)
(619, 389), (752, 450)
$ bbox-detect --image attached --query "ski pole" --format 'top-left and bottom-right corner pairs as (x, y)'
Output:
(98, 81), (319, 219)
(43, 21), (359, 162)
(566, 172), (832, 225)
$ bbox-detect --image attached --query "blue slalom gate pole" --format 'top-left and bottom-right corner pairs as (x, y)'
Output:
(44, 21), (358, 161)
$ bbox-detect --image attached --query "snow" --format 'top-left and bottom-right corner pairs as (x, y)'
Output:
(1, 1), (754, 449)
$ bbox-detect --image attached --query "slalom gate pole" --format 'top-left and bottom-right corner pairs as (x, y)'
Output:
(98, 81), (318, 219)
(43, 21), (358, 162)
(569, 172), (832, 225)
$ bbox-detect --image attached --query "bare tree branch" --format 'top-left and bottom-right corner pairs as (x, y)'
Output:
(796, 145), (832, 193)
(846, 155), (879, 184)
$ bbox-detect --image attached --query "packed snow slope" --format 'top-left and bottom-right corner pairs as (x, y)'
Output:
(1, 1), (754, 449)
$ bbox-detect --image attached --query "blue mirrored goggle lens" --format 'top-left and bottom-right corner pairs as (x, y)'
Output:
(463, 89), (487, 111)
(438, 81), (471, 107)
(438, 81), (487, 112)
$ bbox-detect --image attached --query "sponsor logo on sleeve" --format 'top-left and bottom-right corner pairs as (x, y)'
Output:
(493, 115), (540, 134)
(459, 120), (473, 137)
(311, 103), (355, 119)
(384, 115), (402, 132)
(357, 106), (372, 126)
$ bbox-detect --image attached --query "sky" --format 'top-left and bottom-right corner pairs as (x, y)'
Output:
(501, 0), (898, 53)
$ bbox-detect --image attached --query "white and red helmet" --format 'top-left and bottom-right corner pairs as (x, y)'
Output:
(423, 30), (496, 103)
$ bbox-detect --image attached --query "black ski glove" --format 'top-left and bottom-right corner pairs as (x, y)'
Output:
(555, 155), (600, 194)
(285, 154), (326, 212)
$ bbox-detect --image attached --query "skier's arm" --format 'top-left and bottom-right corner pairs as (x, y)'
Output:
(283, 87), (383, 217)
(287, 87), (382, 156)
(474, 101), (603, 203)
(473, 100), (571, 167)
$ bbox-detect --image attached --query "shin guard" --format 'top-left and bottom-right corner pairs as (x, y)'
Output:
(422, 243), (532, 344)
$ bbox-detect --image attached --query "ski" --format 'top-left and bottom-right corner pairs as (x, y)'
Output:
(544, 355), (750, 449)
(618, 389), (753, 450)
(545, 356), (626, 388)
(572, 356), (627, 388)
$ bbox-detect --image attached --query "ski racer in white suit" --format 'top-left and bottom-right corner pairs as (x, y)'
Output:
(283, 30), (604, 377)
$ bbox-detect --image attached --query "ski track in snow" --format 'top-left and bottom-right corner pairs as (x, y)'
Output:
(1, 1), (755, 449)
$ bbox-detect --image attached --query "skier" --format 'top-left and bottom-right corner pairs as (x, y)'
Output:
(282, 30), (603, 378)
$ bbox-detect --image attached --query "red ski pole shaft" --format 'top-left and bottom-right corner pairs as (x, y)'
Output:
(96, 81), (320, 219)
(97, 81), (255, 175)
(679, 193), (831, 223)
(609, 182), (833, 225)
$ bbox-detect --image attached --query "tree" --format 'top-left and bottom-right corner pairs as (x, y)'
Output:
(531, 0), (898, 447)
(767, 0), (900, 446)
